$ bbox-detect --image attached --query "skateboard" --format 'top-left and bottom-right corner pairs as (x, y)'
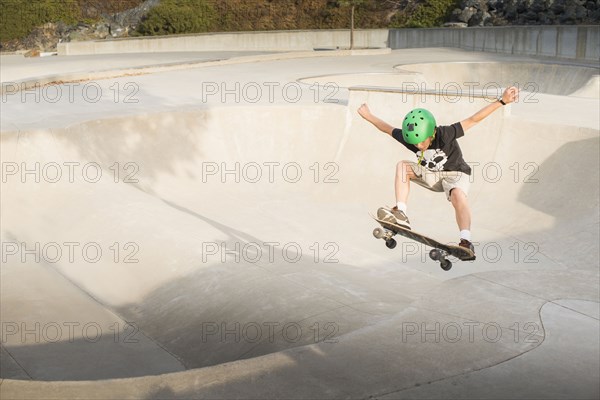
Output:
(370, 215), (475, 271)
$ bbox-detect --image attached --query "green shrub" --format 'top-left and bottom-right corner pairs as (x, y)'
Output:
(0, 0), (79, 41)
(390, 0), (459, 28)
(199, 0), (390, 32)
(136, 0), (217, 35)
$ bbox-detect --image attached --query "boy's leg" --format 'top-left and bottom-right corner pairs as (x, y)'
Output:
(442, 172), (472, 233)
(449, 188), (471, 232)
(395, 160), (417, 205)
(377, 160), (417, 229)
(443, 173), (475, 257)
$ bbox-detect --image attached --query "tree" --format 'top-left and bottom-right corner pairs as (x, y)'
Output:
(338, 0), (366, 49)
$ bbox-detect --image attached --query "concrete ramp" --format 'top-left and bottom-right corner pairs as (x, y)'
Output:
(1, 51), (599, 398)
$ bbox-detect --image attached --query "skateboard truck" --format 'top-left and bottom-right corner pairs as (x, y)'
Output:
(428, 249), (452, 271)
(372, 226), (454, 271)
(372, 227), (397, 249)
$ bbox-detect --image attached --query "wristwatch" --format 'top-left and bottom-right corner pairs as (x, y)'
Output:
(498, 98), (507, 105)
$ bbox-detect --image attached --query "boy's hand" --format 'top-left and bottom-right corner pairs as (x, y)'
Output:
(501, 86), (519, 104)
(461, 86), (519, 131)
(356, 103), (394, 135)
(358, 103), (372, 120)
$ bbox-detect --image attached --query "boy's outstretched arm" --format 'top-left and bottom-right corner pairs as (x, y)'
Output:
(461, 86), (519, 132)
(358, 103), (394, 135)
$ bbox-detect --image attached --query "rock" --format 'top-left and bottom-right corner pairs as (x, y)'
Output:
(556, 0), (579, 22)
(468, 10), (486, 26)
(452, 8), (463, 20)
(66, 31), (85, 42)
(443, 22), (468, 28)
(94, 24), (110, 39)
(522, 10), (539, 22)
(109, 25), (128, 38)
(469, 10), (493, 26)
(502, 0), (519, 20)
(459, 7), (478, 23)
(517, 0), (531, 13)
(489, 14), (509, 25)
(462, 0), (481, 8)
(24, 49), (40, 57)
(55, 22), (70, 38)
(66, 23), (108, 42)
(449, 0), (598, 26)
(576, 4), (589, 18)
(487, 0), (501, 9)
(531, 0), (549, 12)
(106, 0), (160, 28)
(551, 0), (564, 13)
(0, 0), (161, 53)
(19, 23), (63, 52)
(97, 0), (161, 37)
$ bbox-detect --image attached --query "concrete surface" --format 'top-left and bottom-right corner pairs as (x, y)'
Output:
(0, 46), (599, 399)
(381, 300), (600, 399)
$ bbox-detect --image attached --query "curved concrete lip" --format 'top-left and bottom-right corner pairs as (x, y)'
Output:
(298, 61), (600, 98)
(395, 61), (600, 97)
(1, 48), (598, 399)
(297, 71), (425, 90)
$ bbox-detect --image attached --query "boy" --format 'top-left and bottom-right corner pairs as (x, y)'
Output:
(358, 86), (519, 258)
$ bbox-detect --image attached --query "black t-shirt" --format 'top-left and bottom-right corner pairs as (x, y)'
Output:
(392, 122), (471, 175)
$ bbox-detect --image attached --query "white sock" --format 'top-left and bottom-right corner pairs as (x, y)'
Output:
(396, 202), (407, 213)
(460, 230), (471, 241)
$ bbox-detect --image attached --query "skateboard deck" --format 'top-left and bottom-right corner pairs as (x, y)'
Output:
(370, 214), (475, 271)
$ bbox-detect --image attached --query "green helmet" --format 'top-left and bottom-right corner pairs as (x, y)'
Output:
(401, 108), (436, 145)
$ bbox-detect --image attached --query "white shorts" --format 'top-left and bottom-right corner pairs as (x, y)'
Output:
(408, 162), (471, 201)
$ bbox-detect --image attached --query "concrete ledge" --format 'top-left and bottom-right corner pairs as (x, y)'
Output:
(58, 29), (390, 55)
(349, 85), (501, 100)
(0, 48), (390, 95)
(389, 25), (600, 62)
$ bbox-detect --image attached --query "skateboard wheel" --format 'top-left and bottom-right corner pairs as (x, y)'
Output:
(429, 249), (441, 261)
(373, 227), (385, 239)
(385, 238), (397, 249)
(440, 259), (452, 271)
